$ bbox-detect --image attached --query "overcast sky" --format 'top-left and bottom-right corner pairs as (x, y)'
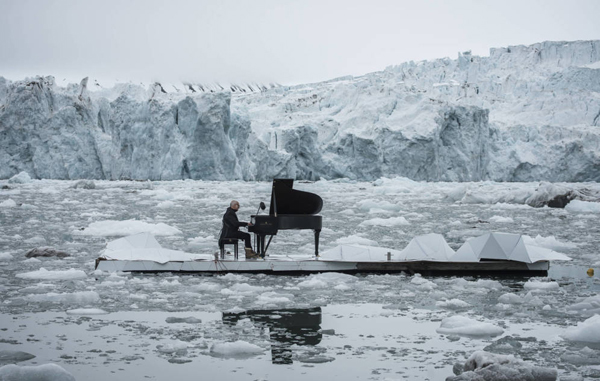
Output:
(1, 0), (599, 86)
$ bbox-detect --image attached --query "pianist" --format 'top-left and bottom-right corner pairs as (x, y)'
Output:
(220, 200), (260, 259)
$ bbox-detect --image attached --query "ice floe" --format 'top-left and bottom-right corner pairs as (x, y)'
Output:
(449, 350), (557, 381)
(0, 363), (75, 381)
(562, 315), (600, 343)
(15, 268), (87, 280)
(75, 220), (182, 236)
(436, 316), (504, 337)
(209, 340), (264, 358)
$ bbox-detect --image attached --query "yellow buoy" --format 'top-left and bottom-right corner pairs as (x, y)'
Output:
(587, 268), (595, 277)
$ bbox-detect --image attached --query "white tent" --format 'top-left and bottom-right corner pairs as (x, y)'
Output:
(397, 233), (455, 261)
(319, 244), (402, 262)
(450, 232), (571, 263)
(101, 232), (208, 264)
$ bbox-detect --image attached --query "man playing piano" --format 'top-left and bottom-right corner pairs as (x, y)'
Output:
(220, 200), (260, 259)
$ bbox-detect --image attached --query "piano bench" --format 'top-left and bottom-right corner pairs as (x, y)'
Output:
(218, 238), (239, 260)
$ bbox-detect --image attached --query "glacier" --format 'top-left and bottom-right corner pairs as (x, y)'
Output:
(1, 40), (599, 181)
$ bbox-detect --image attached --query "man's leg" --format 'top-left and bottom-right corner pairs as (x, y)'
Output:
(230, 231), (252, 249)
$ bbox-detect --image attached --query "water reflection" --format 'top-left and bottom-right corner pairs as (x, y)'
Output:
(223, 307), (322, 364)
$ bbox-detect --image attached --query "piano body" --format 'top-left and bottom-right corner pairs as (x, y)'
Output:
(248, 179), (323, 256)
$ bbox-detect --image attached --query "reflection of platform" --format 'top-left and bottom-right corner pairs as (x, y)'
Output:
(223, 307), (322, 364)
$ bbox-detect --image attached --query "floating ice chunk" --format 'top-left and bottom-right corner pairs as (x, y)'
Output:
(334, 235), (377, 246)
(359, 216), (409, 227)
(568, 294), (600, 315)
(7, 171), (32, 184)
(448, 350), (557, 381)
(565, 200), (600, 213)
(0, 199), (17, 208)
(0, 350), (36, 365)
(356, 199), (401, 212)
(523, 280), (559, 290)
(156, 340), (188, 354)
(0, 253), (12, 261)
(66, 308), (108, 315)
(562, 315), (600, 343)
(230, 283), (271, 293)
(156, 200), (176, 208)
(490, 203), (532, 210)
(27, 291), (100, 304)
(560, 346), (600, 365)
(498, 293), (524, 305)
(410, 274), (437, 290)
(437, 316), (504, 337)
(210, 340), (264, 358)
(255, 292), (292, 304)
(187, 235), (216, 250)
(23, 236), (46, 245)
(489, 215), (514, 223)
(75, 220), (182, 236)
(16, 268), (87, 280)
(522, 235), (578, 250)
(165, 316), (202, 324)
(0, 363), (75, 380)
(437, 299), (471, 310)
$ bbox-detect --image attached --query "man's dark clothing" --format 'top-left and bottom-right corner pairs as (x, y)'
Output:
(221, 207), (251, 248)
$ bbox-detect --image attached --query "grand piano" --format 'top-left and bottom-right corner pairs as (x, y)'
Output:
(248, 179), (323, 257)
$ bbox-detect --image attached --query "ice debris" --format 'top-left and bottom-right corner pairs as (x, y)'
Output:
(0, 363), (75, 381)
(448, 350), (557, 381)
(437, 316), (504, 337)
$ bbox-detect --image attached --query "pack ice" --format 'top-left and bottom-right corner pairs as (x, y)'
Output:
(1, 40), (600, 181)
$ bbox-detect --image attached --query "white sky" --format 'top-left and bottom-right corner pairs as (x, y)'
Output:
(1, 0), (599, 86)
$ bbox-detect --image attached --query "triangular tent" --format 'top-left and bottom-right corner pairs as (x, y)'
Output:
(320, 245), (402, 262)
(398, 233), (455, 261)
(450, 232), (571, 263)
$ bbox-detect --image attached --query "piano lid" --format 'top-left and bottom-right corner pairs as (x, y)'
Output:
(270, 179), (323, 216)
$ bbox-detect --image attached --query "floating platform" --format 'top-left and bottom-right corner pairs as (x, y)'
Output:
(94, 232), (568, 276)
(95, 255), (550, 276)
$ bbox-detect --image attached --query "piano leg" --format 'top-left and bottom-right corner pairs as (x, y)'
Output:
(314, 229), (321, 256)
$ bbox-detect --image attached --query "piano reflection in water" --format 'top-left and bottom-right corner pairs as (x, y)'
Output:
(248, 179), (323, 257)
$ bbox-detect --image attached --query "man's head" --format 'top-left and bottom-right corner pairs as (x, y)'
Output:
(230, 200), (240, 211)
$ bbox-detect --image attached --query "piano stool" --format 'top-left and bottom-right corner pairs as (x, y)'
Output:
(218, 238), (239, 260)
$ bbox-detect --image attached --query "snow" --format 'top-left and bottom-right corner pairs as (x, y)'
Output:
(436, 316), (504, 337)
(448, 350), (557, 381)
(0, 252), (12, 261)
(522, 235), (578, 251)
(359, 216), (409, 227)
(209, 340), (264, 357)
(7, 171), (32, 184)
(15, 268), (87, 280)
(0, 363), (75, 381)
(27, 291), (101, 304)
(523, 280), (560, 290)
(66, 308), (108, 315)
(562, 315), (600, 343)
(566, 200), (600, 213)
(75, 219), (182, 236)
(0, 199), (17, 208)
(489, 215), (514, 223)
(436, 299), (471, 310)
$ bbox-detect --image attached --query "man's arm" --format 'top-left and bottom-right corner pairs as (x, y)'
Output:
(224, 213), (248, 228)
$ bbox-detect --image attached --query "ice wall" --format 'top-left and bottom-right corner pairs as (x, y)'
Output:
(1, 40), (599, 181)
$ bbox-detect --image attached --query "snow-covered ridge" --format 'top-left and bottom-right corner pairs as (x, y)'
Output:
(1, 40), (599, 181)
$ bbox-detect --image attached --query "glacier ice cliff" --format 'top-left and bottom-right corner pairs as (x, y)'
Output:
(1, 40), (600, 181)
